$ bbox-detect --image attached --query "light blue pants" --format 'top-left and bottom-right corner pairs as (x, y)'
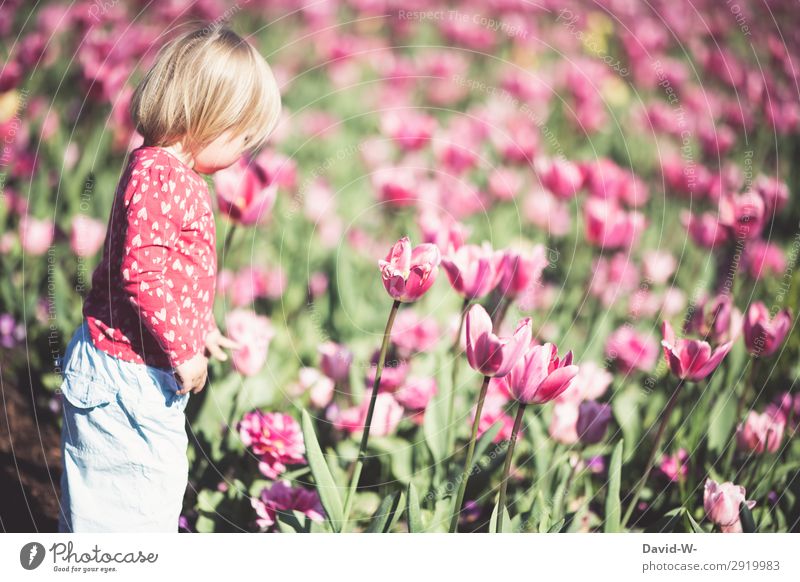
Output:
(57, 321), (191, 532)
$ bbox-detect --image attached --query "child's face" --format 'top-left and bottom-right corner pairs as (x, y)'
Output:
(192, 129), (252, 174)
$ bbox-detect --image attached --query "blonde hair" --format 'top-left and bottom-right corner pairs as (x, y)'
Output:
(130, 23), (281, 157)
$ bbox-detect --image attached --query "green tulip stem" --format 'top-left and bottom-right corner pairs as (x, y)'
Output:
(622, 378), (685, 527)
(496, 401), (527, 532)
(449, 374), (491, 533)
(341, 299), (401, 530)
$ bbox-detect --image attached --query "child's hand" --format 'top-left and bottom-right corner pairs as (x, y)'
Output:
(204, 326), (242, 361)
(174, 352), (209, 395)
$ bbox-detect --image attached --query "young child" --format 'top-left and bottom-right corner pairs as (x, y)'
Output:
(57, 24), (281, 532)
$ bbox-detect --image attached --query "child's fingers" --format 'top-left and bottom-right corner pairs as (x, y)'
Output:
(217, 335), (243, 350)
(207, 342), (228, 361)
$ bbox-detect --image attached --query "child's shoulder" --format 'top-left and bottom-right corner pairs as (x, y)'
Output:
(125, 146), (208, 196)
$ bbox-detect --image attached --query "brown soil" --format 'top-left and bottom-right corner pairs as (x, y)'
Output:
(0, 370), (62, 532)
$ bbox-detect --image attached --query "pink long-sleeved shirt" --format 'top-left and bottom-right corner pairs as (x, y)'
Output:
(83, 145), (217, 369)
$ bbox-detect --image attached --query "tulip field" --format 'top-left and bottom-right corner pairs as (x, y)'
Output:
(2, 0), (800, 535)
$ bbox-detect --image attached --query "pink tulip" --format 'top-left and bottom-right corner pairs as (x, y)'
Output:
(371, 165), (419, 207)
(226, 309), (275, 376)
(395, 377), (437, 410)
(744, 240), (786, 279)
(252, 481), (324, 530)
(661, 321), (732, 381)
(441, 242), (505, 300)
(506, 342), (579, 404)
(496, 245), (549, 300)
(19, 216), (53, 255)
(681, 210), (728, 249)
(214, 157), (277, 225)
(703, 479), (756, 533)
(237, 411), (305, 479)
(754, 175), (789, 214)
(718, 191), (766, 240)
(743, 302), (792, 358)
(465, 304), (532, 377)
(378, 236), (442, 302)
(523, 186), (572, 237)
(659, 449), (688, 482)
(380, 109), (436, 151)
(365, 346), (409, 392)
(327, 391), (403, 437)
(605, 326), (659, 373)
(70, 214), (106, 257)
(642, 251), (676, 285)
(557, 361), (613, 404)
(584, 198), (646, 250)
(589, 253), (640, 308)
(390, 309), (441, 357)
(537, 157), (584, 199)
(736, 410), (785, 454)
(549, 401), (579, 444)
(417, 209), (469, 256)
(685, 293), (742, 345)
(292, 367), (335, 409)
(317, 341), (353, 382)
(488, 167), (523, 201)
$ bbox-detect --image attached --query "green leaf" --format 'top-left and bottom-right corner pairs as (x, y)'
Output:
(604, 439), (624, 532)
(365, 491), (405, 533)
(613, 387), (641, 462)
(469, 421), (503, 473)
(739, 501), (757, 533)
(424, 357), (451, 463)
(489, 501), (512, 533)
(708, 390), (737, 454)
(301, 409), (344, 532)
(406, 483), (423, 533)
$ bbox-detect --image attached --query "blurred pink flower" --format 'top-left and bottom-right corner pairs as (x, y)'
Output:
(704, 479), (756, 533)
(390, 309), (441, 357)
(70, 214), (106, 258)
(327, 391), (403, 437)
(659, 449), (688, 482)
(754, 175), (789, 214)
(466, 304), (532, 378)
(214, 157), (277, 225)
(378, 236), (442, 302)
(442, 242), (505, 300)
(523, 186), (571, 237)
(251, 481), (324, 530)
(549, 401), (579, 445)
(417, 209), (469, 256)
(718, 191), (766, 240)
(238, 411), (305, 479)
(226, 309), (275, 376)
(497, 245), (549, 300)
(19, 216), (53, 255)
(681, 210), (728, 249)
(584, 198), (646, 250)
(606, 326), (659, 373)
(536, 157), (584, 200)
(558, 361), (613, 403)
(737, 410), (785, 454)
(642, 251), (676, 285)
(395, 376), (437, 410)
(743, 302), (792, 358)
(318, 341), (353, 383)
(380, 109), (437, 151)
(293, 367), (335, 409)
(743, 240), (786, 279)
(685, 293), (742, 345)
